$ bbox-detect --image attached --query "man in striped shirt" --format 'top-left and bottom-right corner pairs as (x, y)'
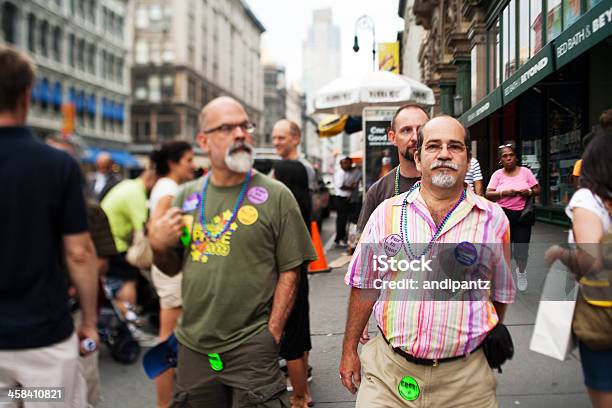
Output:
(339, 116), (515, 407)
(465, 157), (484, 195)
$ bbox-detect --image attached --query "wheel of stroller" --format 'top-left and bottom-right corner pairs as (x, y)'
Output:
(111, 334), (141, 364)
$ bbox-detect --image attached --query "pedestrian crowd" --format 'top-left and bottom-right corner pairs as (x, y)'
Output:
(1, 44), (611, 408)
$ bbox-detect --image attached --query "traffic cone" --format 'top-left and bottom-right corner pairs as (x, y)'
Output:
(308, 221), (331, 274)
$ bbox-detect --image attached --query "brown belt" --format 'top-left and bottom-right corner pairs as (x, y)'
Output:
(377, 326), (481, 367)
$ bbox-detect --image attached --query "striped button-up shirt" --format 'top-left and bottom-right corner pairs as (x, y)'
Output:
(345, 185), (515, 359)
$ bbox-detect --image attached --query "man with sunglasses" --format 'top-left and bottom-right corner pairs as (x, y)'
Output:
(341, 115), (515, 407)
(150, 97), (316, 407)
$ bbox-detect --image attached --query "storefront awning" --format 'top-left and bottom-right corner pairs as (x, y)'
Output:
(554, 0), (612, 69)
(83, 147), (141, 168)
(502, 43), (555, 104)
(459, 87), (503, 128)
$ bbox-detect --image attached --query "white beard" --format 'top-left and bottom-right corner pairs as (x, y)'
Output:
(431, 171), (457, 188)
(225, 149), (254, 173)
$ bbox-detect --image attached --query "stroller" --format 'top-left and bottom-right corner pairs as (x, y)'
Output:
(97, 279), (141, 364)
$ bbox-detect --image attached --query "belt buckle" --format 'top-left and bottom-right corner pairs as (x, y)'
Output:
(432, 359), (439, 367)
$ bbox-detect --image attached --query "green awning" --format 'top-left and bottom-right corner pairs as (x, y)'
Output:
(554, 0), (612, 69)
(459, 87), (502, 128)
(502, 44), (555, 103)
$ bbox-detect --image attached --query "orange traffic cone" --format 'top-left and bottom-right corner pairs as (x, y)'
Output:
(308, 221), (330, 274)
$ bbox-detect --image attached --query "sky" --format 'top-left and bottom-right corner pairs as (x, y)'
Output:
(245, 0), (405, 89)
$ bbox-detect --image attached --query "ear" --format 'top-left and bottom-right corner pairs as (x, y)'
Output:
(388, 129), (397, 146)
(414, 150), (422, 172)
(196, 132), (209, 154)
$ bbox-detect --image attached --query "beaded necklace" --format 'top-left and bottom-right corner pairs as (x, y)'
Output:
(198, 170), (253, 243)
(394, 166), (401, 196)
(399, 181), (466, 259)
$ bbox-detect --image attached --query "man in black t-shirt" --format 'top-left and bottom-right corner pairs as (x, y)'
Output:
(0, 46), (98, 405)
(355, 104), (429, 343)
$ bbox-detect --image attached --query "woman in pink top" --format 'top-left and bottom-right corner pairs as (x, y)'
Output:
(486, 144), (540, 291)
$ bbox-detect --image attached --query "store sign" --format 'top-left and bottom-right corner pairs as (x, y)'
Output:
(502, 44), (554, 103)
(362, 107), (399, 190)
(459, 87), (503, 128)
(554, 0), (612, 68)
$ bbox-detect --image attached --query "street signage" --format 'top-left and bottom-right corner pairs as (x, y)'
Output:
(554, 0), (612, 69)
(501, 44), (555, 103)
(459, 87), (503, 128)
(362, 107), (399, 190)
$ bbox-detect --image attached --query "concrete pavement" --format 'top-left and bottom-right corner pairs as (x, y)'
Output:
(97, 218), (590, 407)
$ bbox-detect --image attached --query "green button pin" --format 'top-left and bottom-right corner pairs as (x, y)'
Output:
(398, 376), (420, 401)
(180, 226), (190, 247)
(208, 353), (223, 372)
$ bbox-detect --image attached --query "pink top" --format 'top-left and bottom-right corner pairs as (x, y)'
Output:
(487, 166), (538, 211)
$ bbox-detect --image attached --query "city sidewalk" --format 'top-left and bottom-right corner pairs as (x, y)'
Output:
(97, 218), (590, 408)
(307, 219), (590, 407)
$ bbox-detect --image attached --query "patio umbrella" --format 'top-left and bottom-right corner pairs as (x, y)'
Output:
(313, 70), (435, 116)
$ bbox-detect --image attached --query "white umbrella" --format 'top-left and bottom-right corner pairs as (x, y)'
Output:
(313, 71), (435, 116)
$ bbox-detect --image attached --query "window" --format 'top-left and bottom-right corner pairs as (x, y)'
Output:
(547, 0), (563, 41)
(116, 58), (123, 82)
(161, 75), (174, 99)
(88, 44), (96, 73)
(78, 0), (85, 17)
(40, 21), (49, 57)
(133, 117), (151, 143)
(157, 118), (176, 139)
(1, 3), (17, 44)
(28, 14), (36, 52)
(134, 78), (147, 100)
(507, 0), (516, 78)
(518, 0), (529, 65)
(135, 6), (148, 29)
(135, 41), (148, 64)
(77, 39), (85, 69)
(149, 5), (162, 22)
(88, 0), (96, 23)
(162, 41), (174, 63)
(530, 0), (543, 55)
(68, 34), (75, 66)
(502, 7), (509, 81)
(53, 27), (62, 62)
(148, 75), (161, 102)
(564, 0), (581, 28)
(589, 0), (603, 9)
(188, 78), (196, 103)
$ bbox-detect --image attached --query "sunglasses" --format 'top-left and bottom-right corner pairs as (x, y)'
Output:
(498, 143), (513, 149)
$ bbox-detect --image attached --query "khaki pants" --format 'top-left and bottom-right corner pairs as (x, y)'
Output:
(171, 328), (289, 408)
(0, 332), (87, 408)
(356, 335), (498, 408)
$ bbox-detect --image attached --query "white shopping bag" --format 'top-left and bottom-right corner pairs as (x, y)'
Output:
(529, 260), (578, 361)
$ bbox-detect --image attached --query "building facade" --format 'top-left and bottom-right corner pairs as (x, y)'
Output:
(397, 0), (426, 81)
(262, 63), (286, 149)
(410, 0), (612, 224)
(301, 8), (342, 174)
(0, 0), (131, 152)
(128, 0), (265, 158)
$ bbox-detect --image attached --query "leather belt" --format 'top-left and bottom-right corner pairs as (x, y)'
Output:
(377, 326), (481, 367)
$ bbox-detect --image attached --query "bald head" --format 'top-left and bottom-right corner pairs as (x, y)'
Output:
(96, 152), (113, 173)
(272, 119), (301, 160)
(416, 115), (471, 156)
(198, 96), (246, 132)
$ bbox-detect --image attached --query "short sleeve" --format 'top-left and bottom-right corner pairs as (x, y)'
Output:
(523, 167), (538, 187)
(275, 188), (317, 272)
(472, 159), (483, 181)
(61, 156), (88, 235)
(566, 188), (609, 223)
(490, 221), (516, 303)
(487, 170), (500, 191)
(345, 203), (385, 288)
(87, 203), (118, 257)
(357, 187), (378, 232)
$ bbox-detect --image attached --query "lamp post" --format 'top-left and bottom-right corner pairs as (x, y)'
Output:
(353, 15), (376, 71)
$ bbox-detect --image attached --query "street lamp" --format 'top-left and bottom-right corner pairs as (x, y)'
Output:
(353, 15), (376, 71)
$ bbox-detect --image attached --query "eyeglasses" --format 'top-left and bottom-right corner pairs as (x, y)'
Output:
(423, 142), (466, 154)
(498, 143), (513, 149)
(203, 121), (256, 135)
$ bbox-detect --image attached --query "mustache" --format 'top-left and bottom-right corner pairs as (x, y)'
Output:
(430, 161), (458, 170)
(228, 141), (253, 155)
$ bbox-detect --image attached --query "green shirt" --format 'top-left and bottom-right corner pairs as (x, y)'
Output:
(173, 171), (317, 354)
(101, 178), (148, 253)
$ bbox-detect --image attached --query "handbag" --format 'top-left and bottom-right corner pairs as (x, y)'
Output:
(483, 323), (514, 373)
(126, 229), (153, 270)
(518, 196), (535, 225)
(529, 260), (578, 360)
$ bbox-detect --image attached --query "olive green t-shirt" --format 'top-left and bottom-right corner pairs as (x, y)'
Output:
(172, 171), (317, 354)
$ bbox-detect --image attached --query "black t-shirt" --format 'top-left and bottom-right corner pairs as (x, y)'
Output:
(357, 166), (420, 232)
(0, 127), (88, 349)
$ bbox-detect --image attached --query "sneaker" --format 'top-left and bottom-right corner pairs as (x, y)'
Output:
(516, 268), (528, 291)
(286, 366), (313, 391)
(128, 323), (159, 347)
